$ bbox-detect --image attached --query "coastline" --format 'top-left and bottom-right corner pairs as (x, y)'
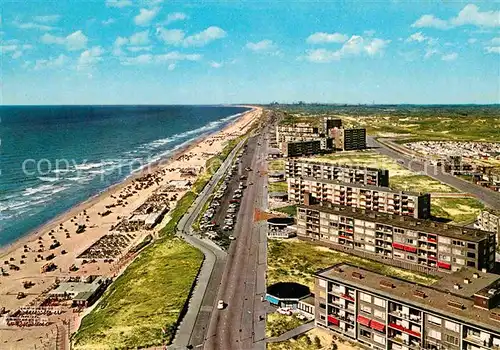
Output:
(0, 107), (254, 259)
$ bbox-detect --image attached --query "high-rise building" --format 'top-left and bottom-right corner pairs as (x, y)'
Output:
(276, 124), (320, 152)
(297, 203), (496, 273)
(314, 263), (500, 350)
(288, 177), (431, 219)
(286, 159), (390, 187)
(284, 140), (323, 157)
(334, 128), (367, 151)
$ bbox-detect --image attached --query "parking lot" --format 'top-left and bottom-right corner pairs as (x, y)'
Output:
(199, 137), (258, 248)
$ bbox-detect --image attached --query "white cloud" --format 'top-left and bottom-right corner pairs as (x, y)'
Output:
(412, 4), (500, 30)
(122, 54), (152, 65)
(245, 39), (279, 54)
(485, 46), (500, 54)
(164, 12), (188, 25)
(106, 0), (132, 8)
(12, 20), (55, 31)
(406, 32), (427, 43)
(34, 54), (68, 70)
(304, 48), (341, 63)
(66, 30), (88, 50)
(128, 46), (152, 52)
(134, 8), (159, 26)
(77, 46), (104, 70)
(364, 30), (376, 37)
(102, 18), (116, 25)
(120, 51), (202, 66)
(168, 63), (176, 71)
(424, 47), (439, 59)
(412, 14), (450, 30)
(129, 30), (150, 45)
(156, 28), (185, 45)
(41, 30), (88, 51)
(306, 32), (348, 44)
(1, 42), (33, 59)
(210, 61), (223, 68)
(183, 26), (226, 47)
(364, 38), (391, 56)
(451, 4), (499, 28)
(155, 51), (201, 62)
(304, 35), (390, 62)
(33, 15), (61, 24)
(141, 0), (164, 7)
(490, 37), (500, 45)
(467, 38), (477, 44)
(441, 52), (458, 61)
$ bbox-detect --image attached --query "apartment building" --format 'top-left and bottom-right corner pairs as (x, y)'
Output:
(475, 210), (500, 245)
(276, 124), (320, 152)
(324, 118), (343, 134)
(315, 263), (500, 350)
(286, 159), (390, 187)
(288, 177), (431, 219)
(333, 128), (367, 151)
(297, 203), (496, 273)
(285, 140), (322, 157)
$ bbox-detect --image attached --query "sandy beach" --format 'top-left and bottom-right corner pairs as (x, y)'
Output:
(0, 107), (261, 349)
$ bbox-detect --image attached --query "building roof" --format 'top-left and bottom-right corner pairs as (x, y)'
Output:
(267, 282), (310, 300)
(295, 176), (426, 197)
(268, 148), (282, 155)
(299, 203), (494, 242)
(49, 277), (104, 298)
(299, 295), (316, 307)
(287, 158), (386, 174)
(315, 263), (500, 334)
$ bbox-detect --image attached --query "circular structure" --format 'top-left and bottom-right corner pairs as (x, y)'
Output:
(265, 282), (310, 308)
(267, 217), (294, 226)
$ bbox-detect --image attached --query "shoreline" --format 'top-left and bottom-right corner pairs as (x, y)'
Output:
(0, 107), (254, 259)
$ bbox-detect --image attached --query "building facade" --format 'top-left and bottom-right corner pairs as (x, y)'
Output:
(288, 177), (431, 219)
(276, 124), (320, 152)
(475, 210), (500, 246)
(286, 159), (390, 187)
(333, 128), (367, 151)
(285, 140), (322, 157)
(297, 204), (496, 273)
(315, 263), (500, 350)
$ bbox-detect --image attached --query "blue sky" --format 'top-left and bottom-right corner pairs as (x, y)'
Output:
(1, 0), (499, 105)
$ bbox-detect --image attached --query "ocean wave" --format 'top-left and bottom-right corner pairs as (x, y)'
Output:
(38, 176), (60, 182)
(74, 161), (116, 171)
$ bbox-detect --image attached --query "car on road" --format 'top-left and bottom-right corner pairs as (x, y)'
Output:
(245, 167), (252, 171)
(222, 225), (233, 231)
(249, 182), (253, 185)
(397, 159), (405, 164)
(228, 235), (236, 240)
(229, 199), (240, 204)
(217, 300), (225, 310)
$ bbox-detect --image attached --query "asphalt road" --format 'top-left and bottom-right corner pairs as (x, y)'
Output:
(204, 125), (270, 350)
(368, 136), (500, 210)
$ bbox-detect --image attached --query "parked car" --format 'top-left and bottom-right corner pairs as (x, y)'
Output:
(217, 300), (225, 310)
(228, 235), (236, 240)
(277, 307), (292, 316)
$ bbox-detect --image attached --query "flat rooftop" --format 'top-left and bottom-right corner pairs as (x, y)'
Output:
(315, 263), (500, 333)
(49, 277), (103, 297)
(295, 176), (426, 197)
(287, 158), (386, 173)
(299, 203), (494, 242)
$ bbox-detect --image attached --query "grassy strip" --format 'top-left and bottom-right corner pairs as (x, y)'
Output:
(268, 181), (288, 193)
(266, 312), (306, 338)
(268, 239), (437, 290)
(431, 197), (484, 224)
(390, 175), (458, 193)
(192, 194), (214, 232)
(73, 235), (203, 349)
(274, 205), (297, 218)
(268, 160), (286, 171)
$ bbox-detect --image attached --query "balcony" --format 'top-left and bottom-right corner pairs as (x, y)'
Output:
(389, 310), (422, 323)
(388, 322), (421, 338)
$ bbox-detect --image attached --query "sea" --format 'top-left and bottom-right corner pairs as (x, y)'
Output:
(0, 105), (250, 247)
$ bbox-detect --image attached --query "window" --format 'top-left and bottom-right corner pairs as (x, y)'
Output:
(319, 303), (326, 310)
(428, 329), (441, 340)
(360, 292), (372, 303)
(373, 309), (385, 320)
(444, 320), (460, 333)
(374, 297), (386, 308)
(373, 334), (386, 345)
(360, 305), (372, 314)
(319, 279), (326, 288)
(445, 334), (459, 346)
(427, 315), (441, 325)
(360, 329), (371, 338)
